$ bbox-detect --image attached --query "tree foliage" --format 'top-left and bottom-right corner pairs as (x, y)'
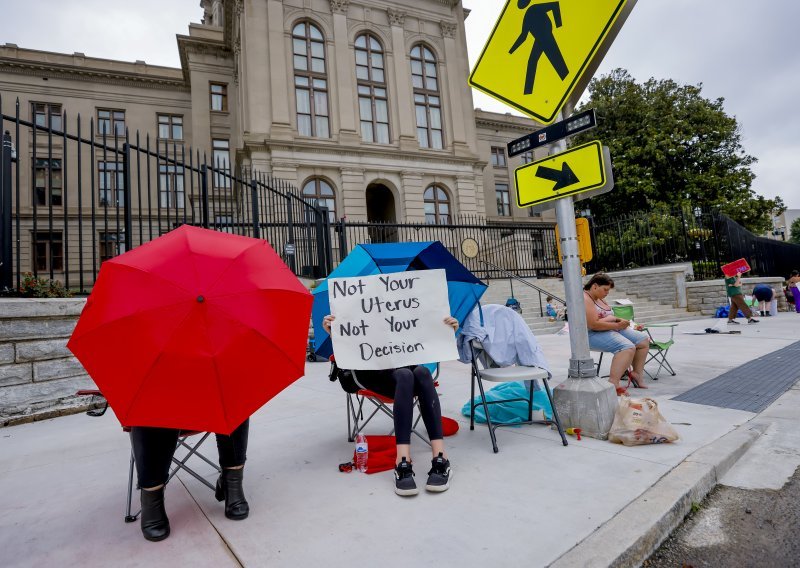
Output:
(790, 218), (800, 245)
(574, 69), (784, 233)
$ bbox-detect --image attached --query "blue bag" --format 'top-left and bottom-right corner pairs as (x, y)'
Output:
(461, 381), (552, 424)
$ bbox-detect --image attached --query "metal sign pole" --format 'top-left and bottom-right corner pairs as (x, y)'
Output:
(550, 113), (617, 440)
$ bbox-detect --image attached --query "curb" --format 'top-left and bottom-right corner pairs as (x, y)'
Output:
(549, 420), (768, 568)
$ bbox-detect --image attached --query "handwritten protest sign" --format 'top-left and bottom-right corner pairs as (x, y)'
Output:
(328, 269), (458, 370)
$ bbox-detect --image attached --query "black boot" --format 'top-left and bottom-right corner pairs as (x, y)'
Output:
(140, 487), (170, 542)
(215, 468), (249, 520)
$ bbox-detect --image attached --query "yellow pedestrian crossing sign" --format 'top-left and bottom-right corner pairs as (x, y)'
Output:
(469, 0), (636, 124)
(515, 140), (608, 207)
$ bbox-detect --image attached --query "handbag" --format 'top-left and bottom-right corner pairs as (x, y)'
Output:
(609, 397), (679, 446)
(328, 360), (361, 393)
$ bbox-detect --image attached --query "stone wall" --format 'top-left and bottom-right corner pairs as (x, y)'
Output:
(606, 263), (693, 308)
(685, 277), (788, 316)
(0, 298), (95, 426)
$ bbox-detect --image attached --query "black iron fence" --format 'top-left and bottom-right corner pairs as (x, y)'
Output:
(0, 95), (332, 293)
(585, 206), (800, 280)
(331, 215), (562, 279)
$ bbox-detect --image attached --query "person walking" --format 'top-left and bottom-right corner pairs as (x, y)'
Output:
(725, 272), (759, 324)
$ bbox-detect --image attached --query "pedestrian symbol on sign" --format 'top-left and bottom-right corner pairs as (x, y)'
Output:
(509, 0), (569, 96)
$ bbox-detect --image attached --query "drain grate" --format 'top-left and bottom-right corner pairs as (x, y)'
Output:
(672, 341), (800, 413)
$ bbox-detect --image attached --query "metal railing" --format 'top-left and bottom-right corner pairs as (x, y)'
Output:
(0, 95), (331, 293)
(479, 260), (565, 317)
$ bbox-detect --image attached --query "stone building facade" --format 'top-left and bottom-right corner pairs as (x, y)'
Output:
(0, 0), (553, 279)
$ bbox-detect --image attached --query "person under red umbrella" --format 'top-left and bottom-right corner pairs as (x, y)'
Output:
(68, 225), (312, 541)
(134, 422), (250, 541)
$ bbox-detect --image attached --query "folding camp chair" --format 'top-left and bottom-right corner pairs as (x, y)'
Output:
(76, 390), (221, 523)
(468, 339), (568, 452)
(339, 364), (438, 447)
(593, 305), (677, 380)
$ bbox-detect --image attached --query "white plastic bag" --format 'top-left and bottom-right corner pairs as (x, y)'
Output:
(608, 397), (679, 446)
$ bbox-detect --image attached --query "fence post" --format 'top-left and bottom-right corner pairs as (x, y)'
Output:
(616, 220), (625, 267)
(250, 179), (260, 239)
(314, 208), (327, 277)
(200, 165), (210, 229)
(285, 194), (296, 273)
(337, 218), (348, 261)
(122, 141), (133, 251)
(322, 211), (333, 275)
(1, 131), (12, 291)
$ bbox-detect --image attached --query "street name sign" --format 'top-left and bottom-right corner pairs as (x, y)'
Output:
(507, 109), (596, 157)
(469, 0), (637, 124)
(515, 140), (608, 207)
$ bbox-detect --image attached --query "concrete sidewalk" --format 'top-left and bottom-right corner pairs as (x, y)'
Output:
(1, 314), (798, 568)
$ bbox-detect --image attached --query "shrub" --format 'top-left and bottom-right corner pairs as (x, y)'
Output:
(16, 272), (73, 298)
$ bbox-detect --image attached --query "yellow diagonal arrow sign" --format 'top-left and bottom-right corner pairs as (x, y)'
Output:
(515, 140), (607, 207)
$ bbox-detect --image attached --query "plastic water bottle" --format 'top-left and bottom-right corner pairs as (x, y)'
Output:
(355, 433), (368, 472)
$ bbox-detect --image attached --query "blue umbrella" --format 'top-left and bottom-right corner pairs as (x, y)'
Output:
(312, 241), (487, 358)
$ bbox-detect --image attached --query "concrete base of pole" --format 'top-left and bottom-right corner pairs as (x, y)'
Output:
(553, 375), (618, 440)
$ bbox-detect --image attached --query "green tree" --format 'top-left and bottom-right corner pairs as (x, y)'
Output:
(573, 69), (784, 233)
(790, 217), (800, 245)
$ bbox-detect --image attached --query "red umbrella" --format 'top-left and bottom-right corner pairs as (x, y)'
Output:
(68, 225), (312, 434)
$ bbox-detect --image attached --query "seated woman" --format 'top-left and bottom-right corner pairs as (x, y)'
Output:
(131, 420), (250, 542)
(323, 314), (458, 497)
(583, 273), (649, 395)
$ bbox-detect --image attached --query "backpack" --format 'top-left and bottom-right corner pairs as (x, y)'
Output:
(505, 297), (522, 314)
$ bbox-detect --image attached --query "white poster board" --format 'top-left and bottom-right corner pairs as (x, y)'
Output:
(328, 269), (458, 370)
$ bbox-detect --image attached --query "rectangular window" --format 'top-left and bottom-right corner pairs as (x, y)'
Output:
(97, 109), (125, 136)
(99, 231), (127, 263)
(528, 207), (542, 218)
(520, 150), (534, 164)
(32, 102), (63, 131)
(491, 147), (507, 168)
(157, 114), (184, 140)
(495, 183), (510, 216)
(98, 161), (125, 207)
(294, 76), (329, 138)
(414, 94), (443, 150)
(33, 159), (63, 207)
(159, 164), (185, 209)
(210, 83), (228, 112)
(212, 139), (231, 189)
(33, 232), (63, 272)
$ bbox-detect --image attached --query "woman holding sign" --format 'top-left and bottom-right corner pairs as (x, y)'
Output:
(323, 314), (458, 497)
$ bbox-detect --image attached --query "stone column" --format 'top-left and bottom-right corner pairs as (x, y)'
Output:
(387, 9), (417, 151)
(401, 170), (424, 222)
(454, 175), (480, 216)
(330, 1), (359, 144)
(439, 20), (470, 157)
(242, 0), (270, 138)
(267, 0), (293, 139)
(340, 167), (367, 219)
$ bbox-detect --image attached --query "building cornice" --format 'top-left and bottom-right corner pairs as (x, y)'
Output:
(474, 110), (542, 133)
(0, 58), (188, 91)
(176, 34), (231, 82)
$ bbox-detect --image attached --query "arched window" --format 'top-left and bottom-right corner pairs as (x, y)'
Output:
(292, 21), (330, 138)
(302, 178), (336, 222)
(355, 34), (390, 144)
(410, 45), (443, 149)
(424, 185), (451, 224)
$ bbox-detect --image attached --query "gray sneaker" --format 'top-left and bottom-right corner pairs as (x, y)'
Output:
(425, 453), (451, 493)
(747, 317), (759, 324)
(727, 320), (740, 325)
(394, 458), (418, 496)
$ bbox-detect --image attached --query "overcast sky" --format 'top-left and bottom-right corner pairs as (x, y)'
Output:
(1, 0), (798, 209)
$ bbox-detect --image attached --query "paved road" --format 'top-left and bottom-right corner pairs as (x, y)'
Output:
(646, 386), (800, 568)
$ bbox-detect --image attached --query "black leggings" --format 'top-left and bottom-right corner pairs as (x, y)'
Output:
(355, 366), (443, 445)
(130, 419), (249, 488)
